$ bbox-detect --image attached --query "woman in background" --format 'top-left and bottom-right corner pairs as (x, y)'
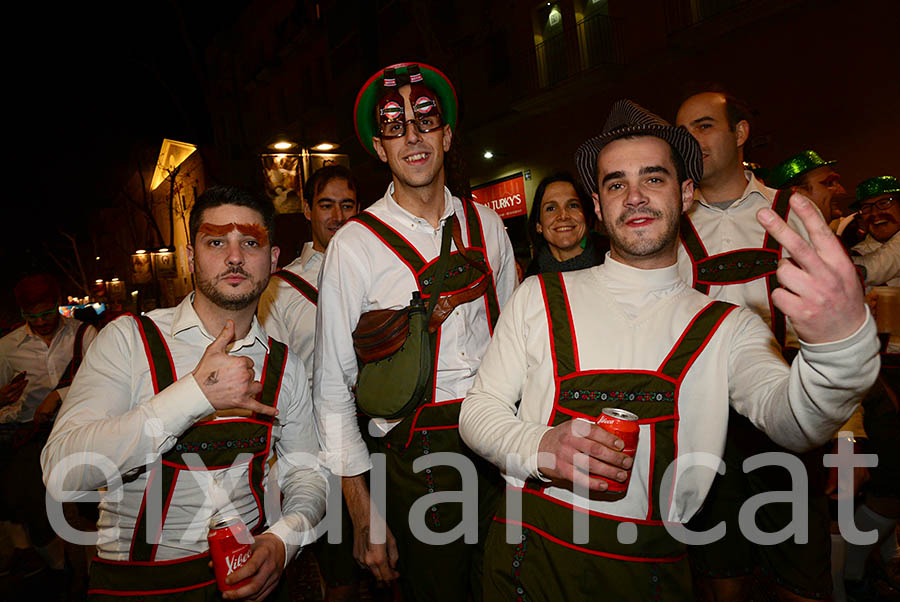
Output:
(524, 172), (608, 277)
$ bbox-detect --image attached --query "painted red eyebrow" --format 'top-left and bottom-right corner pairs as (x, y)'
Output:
(197, 222), (269, 246)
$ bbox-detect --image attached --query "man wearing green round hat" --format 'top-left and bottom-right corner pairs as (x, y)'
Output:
(768, 150), (847, 224)
(851, 175), (900, 287)
(313, 62), (516, 601)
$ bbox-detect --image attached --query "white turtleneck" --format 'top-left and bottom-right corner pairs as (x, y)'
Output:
(460, 258), (879, 523)
(596, 254), (684, 320)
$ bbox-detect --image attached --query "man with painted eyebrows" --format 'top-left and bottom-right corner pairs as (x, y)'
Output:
(459, 99), (879, 601)
(41, 186), (326, 600)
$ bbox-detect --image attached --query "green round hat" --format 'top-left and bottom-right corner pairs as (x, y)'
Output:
(353, 62), (458, 157)
(768, 150), (836, 189)
(853, 175), (900, 208)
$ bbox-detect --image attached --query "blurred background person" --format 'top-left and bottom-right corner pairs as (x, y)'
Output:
(768, 150), (847, 225)
(851, 175), (900, 288)
(524, 172), (608, 277)
(0, 273), (96, 594)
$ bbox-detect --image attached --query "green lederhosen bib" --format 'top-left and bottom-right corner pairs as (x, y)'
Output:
(272, 270), (318, 305)
(88, 314), (288, 601)
(484, 272), (736, 602)
(348, 202), (504, 602)
(679, 189), (790, 348)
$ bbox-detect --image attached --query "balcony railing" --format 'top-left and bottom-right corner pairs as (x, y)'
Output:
(522, 13), (624, 93)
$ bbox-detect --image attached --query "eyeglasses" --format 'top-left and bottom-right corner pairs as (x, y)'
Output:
(859, 197), (896, 215)
(21, 308), (59, 321)
(378, 114), (444, 138)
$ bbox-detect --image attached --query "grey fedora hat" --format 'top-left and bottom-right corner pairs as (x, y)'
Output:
(575, 99), (703, 194)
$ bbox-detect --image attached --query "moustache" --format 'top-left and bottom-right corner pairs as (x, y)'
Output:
(617, 208), (663, 226)
(216, 267), (252, 280)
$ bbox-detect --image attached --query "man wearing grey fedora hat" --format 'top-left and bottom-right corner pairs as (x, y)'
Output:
(459, 99), (879, 601)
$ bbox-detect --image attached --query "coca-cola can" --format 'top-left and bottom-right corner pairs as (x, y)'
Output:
(208, 515), (254, 591)
(595, 407), (639, 493)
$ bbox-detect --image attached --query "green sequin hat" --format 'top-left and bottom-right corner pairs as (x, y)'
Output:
(767, 150), (836, 190)
(353, 62), (458, 157)
(852, 175), (900, 209)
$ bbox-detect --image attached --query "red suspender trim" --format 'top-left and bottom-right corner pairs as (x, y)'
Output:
(538, 274), (562, 427)
(150, 466), (181, 561)
(464, 200), (502, 332)
(558, 274), (581, 374)
(645, 426), (658, 521)
(430, 326), (442, 404)
(87, 583), (216, 597)
(656, 302), (736, 379)
(92, 551), (211, 566)
(495, 518), (685, 563)
(347, 213), (426, 276)
(128, 465), (158, 560)
(130, 314), (176, 395)
(678, 214), (708, 291)
(87, 552), (215, 596)
(538, 276), (559, 384)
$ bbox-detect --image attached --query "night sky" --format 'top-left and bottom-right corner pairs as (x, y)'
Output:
(7, 2), (248, 264)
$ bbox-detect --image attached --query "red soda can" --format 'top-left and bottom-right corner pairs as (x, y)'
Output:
(595, 408), (639, 492)
(208, 515), (254, 591)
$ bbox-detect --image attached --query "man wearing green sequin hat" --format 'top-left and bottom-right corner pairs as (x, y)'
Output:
(769, 150), (847, 223)
(851, 176), (900, 287)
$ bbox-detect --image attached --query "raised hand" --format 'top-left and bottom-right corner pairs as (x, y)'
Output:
(193, 320), (277, 417)
(537, 418), (633, 492)
(757, 193), (868, 344)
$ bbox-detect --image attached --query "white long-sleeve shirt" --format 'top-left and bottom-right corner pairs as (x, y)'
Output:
(41, 296), (326, 565)
(0, 316), (97, 423)
(460, 257), (879, 523)
(313, 184), (516, 476)
(257, 241), (323, 379)
(852, 232), (900, 287)
(677, 172), (811, 347)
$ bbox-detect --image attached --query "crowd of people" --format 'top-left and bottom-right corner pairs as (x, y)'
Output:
(1, 61), (897, 602)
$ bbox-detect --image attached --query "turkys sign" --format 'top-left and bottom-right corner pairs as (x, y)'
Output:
(471, 172), (527, 219)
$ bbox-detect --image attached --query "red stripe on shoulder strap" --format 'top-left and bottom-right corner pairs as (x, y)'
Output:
(347, 213), (426, 275)
(125, 313), (176, 395)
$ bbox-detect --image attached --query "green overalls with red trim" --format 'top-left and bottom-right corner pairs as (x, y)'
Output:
(678, 189), (790, 348)
(347, 200), (505, 602)
(87, 315), (289, 602)
(483, 272), (737, 602)
(679, 189), (833, 599)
